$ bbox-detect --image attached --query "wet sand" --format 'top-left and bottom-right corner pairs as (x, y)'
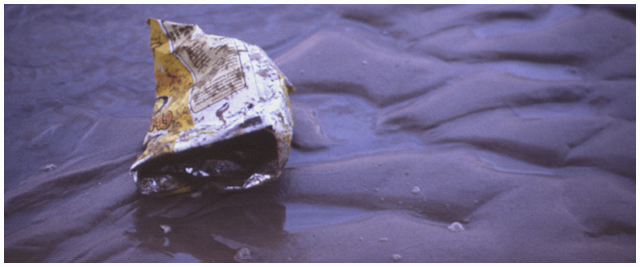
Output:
(4, 4), (636, 262)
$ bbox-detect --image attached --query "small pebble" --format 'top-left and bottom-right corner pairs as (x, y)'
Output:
(190, 191), (202, 198)
(362, 60), (368, 65)
(411, 186), (420, 194)
(163, 237), (170, 247)
(160, 224), (171, 234)
(359, 236), (363, 241)
(447, 222), (465, 232)
(374, 188), (379, 192)
(42, 163), (57, 172)
(392, 254), (402, 262)
(379, 237), (388, 242)
(234, 247), (252, 262)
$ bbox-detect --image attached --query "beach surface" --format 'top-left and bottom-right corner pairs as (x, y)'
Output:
(4, 4), (636, 262)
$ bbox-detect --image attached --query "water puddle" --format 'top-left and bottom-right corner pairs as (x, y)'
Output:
(510, 102), (597, 118)
(481, 60), (582, 81)
(476, 150), (555, 175)
(283, 202), (371, 232)
(287, 93), (426, 166)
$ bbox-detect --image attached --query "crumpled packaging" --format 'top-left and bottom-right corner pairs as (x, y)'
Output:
(130, 19), (294, 195)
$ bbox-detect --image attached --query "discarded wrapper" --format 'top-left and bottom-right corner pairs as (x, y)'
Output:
(130, 19), (294, 195)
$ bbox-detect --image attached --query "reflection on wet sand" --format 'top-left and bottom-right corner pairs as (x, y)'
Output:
(127, 181), (288, 262)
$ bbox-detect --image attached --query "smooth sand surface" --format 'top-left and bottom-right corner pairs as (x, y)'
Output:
(4, 5), (635, 262)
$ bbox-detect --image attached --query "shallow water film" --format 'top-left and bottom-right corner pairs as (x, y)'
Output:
(4, 4), (635, 262)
